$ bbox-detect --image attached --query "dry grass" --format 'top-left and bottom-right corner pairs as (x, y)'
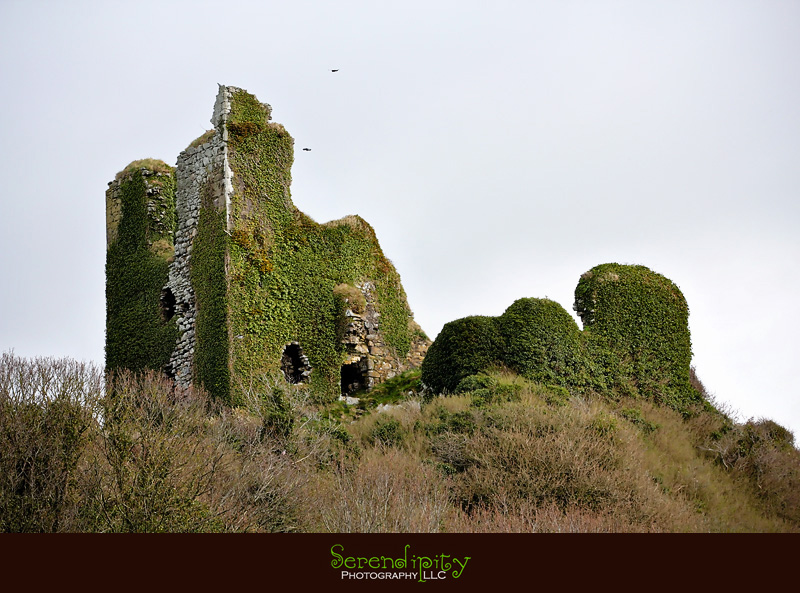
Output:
(305, 448), (452, 533)
(114, 158), (174, 180)
(333, 283), (366, 314)
(2, 354), (798, 532)
(187, 130), (215, 149)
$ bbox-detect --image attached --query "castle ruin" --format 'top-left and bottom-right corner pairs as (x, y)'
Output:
(106, 85), (429, 404)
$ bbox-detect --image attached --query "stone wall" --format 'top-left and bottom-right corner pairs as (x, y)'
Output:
(165, 86), (234, 389)
(339, 281), (429, 392)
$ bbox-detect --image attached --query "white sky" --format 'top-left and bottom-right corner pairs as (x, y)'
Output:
(1, 0), (798, 438)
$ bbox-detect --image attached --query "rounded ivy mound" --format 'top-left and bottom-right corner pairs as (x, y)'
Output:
(421, 316), (504, 393)
(574, 263), (699, 408)
(499, 298), (585, 386)
(424, 263), (703, 413)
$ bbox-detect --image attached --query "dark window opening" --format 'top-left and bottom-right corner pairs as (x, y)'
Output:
(341, 359), (368, 396)
(281, 342), (311, 384)
(160, 287), (176, 321)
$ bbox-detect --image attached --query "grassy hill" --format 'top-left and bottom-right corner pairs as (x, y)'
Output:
(1, 352), (798, 532)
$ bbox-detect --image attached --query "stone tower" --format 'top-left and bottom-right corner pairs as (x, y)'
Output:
(106, 85), (429, 404)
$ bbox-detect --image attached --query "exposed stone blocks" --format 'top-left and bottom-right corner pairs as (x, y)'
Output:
(165, 86), (233, 389)
(340, 281), (430, 390)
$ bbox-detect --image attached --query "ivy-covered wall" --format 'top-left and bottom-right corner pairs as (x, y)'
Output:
(574, 263), (699, 410)
(105, 162), (178, 374)
(108, 86), (429, 405)
(223, 87), (426, 403)
(421, 264), (703, 413)
(190, 181), (230, 401)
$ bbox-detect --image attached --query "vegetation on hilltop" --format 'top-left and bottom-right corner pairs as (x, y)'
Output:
(422, 264), (704, 415)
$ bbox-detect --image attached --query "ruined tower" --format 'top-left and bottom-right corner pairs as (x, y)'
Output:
(106, 85), (429, 404)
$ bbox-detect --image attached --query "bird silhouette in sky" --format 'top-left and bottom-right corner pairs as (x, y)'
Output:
(331, 69), (339, 72)
(302, 148), (311, 151)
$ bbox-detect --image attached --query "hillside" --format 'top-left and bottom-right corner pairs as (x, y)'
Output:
(1, 351), (798, 532)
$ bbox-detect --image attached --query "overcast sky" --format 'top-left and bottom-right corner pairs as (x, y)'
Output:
(1, 0), (798, 437)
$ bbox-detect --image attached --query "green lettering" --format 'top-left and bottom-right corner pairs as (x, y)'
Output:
(330, 544), (344, 569)
(453, 557), (471, 578)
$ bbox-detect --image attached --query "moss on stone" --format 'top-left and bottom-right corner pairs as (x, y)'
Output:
(187, 130), (216, 150)
(115, 158), (174, 181)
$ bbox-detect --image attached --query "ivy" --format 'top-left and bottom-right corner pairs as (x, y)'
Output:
(190, 181), (230, 402)
(105, 166), (178, 374)
(421, 316), (505, 393)
(422, 264), (704, 414)
(222, 88), (419, 403)
(575, 263), (701, 412)
(499, 298), (586, 388)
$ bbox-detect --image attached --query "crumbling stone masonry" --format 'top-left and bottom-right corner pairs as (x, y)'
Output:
(106, 85), (429, 404)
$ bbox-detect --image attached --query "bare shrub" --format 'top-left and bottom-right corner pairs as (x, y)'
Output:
(718, 418), (800, 526)
(0, 352), (104, 532)
(93, 371), (316, 532)
(91, 370), (227, 532)
(204, 405), (317, 532)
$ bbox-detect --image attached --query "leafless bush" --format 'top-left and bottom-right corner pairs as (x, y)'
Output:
(95, 371), (316, 532)
(0, 352), (104, 532)
(89, 370), (227, 532)
(205, 404), (315, 532)
(716, 418), (800, 525)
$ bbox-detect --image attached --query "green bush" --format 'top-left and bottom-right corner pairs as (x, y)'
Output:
(574, 263), (701, 411)
(370, 417), (404, 448)
(455, 374), (497, 394)
(499, 298), (585, 387)
(423, 264), (704, 415)
(421, 316), (505, 393)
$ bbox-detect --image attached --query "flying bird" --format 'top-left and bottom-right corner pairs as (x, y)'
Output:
(302, 148), (311, 151)
(331, 69), (339, 72)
